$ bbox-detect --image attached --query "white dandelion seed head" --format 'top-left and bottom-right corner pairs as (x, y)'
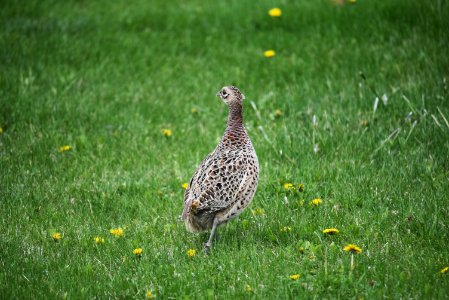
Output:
(313, 143), (320, 153)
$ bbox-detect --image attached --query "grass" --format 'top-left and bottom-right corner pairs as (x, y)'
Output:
(1, 0), (449, 298)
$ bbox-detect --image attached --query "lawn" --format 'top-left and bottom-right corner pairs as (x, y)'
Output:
(1, 0), (448, 298)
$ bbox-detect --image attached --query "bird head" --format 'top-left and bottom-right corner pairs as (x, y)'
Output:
(216, 86), (245, 104)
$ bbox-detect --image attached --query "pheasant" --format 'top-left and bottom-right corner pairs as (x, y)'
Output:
(182, 86), (259, 251)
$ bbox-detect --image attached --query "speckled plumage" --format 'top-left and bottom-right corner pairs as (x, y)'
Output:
(182, 86), (259, 250)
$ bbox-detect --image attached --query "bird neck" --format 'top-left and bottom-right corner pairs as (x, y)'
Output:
(219, 101), (248, 149)
(227, 101), (243, 130)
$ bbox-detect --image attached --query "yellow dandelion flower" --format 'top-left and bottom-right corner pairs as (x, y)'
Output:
(268, 8), (282, 17)
(146, 290), (153, 298)
(187, 248), (196, 257)
(133, 248), (143, 256)
(310, 198), (322, 206)
(343, 244), (362, 253)
(297, 183), (305, 192)
(161, 129), (172, 137)
(283, 183), (294, 190)
(191, 108), (198, 114)
(59, 145), (72, 153)
(0, 127), (3, 134)
(359, 119), (369, 127)
(94, 236), (105, 244)
(252, 207), (265, 216)
(323, 228), (339, 235)
(52, 232), (62, 241)
(281, 226), (292, 232)
(182, 183), (189, 190)
(274, 109), (283, 117)
(290, 274), (300, 280)
(440, 266), (449, 274)
(109, 228), (124, 237)
(263, 50), (276, 58)
(244, 284), (253, 292)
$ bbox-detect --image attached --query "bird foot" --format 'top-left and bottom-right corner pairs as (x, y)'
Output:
(202, 242), (211, 254)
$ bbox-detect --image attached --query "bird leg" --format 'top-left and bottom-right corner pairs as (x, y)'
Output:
(203, 218), (219, 253)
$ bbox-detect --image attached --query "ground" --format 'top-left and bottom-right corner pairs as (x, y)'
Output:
(1, 0), (448, 299)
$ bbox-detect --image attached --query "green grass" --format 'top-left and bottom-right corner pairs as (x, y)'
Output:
(1, 0), (449, 298)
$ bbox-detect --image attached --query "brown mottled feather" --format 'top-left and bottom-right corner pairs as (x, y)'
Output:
(182, 86), (259, 233)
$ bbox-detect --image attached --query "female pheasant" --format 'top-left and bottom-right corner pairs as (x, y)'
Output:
(182, 86), (259, 251)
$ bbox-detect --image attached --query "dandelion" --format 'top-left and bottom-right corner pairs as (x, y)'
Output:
(161, 129), (172, 137)
(274, 109), (283, 117)
(290, 274), (300, 280)
(59, 145), (72, 153)
(268, 8), (282, 17)
(191, 108), (198, 114)
(263, 50), (276, 58)
(252, 207), (265, 216)
(109, 228), (124, 237)
(440, 266), (449, 274)
(359, 119), (369, 127)
(345, 243), (362, 270)
(187, 248), (197, 257)
(182, 183), (189, 190)
(244, 284), (253, 292)
(323, 228), (339, 235)
(52, 232), (62, 241)
(146, 290), (153, 298)
(94, 236), (105, 244)
(283, 183), (295, 190)
(133, 248), (143, 256)
(0, 127), (3, 134)
(310, 198), (322, 206)
(280, 226), (292, 232)
(343, 244), (362, 253)
(297, 183), (304, 192)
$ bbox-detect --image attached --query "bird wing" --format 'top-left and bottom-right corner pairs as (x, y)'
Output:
(182, 153), (213, 220)
(183, 149), (248, 216)
(183, 153), (211, 206)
